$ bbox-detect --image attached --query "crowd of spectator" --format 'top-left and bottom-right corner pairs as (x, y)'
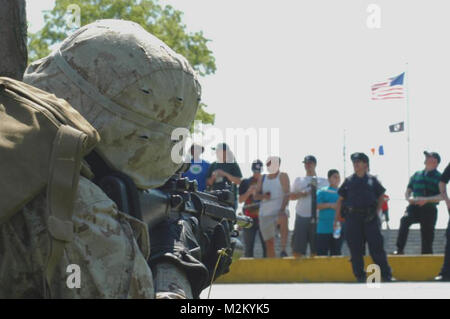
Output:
(182, 143), (449, 282)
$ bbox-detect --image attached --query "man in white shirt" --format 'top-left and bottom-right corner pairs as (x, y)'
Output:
(290, 155), (328, 258)
(254, 156), (290, 258)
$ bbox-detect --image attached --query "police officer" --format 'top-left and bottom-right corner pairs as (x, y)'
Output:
(334, 152), (392, 282)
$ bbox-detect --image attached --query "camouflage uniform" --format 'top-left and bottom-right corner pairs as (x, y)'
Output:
(153, 263), (193, 299)
(0, 19), (201, 298)
(0, 177), (153, 298)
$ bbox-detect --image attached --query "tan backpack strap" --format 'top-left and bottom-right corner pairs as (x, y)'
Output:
(44, 125), (87, 298)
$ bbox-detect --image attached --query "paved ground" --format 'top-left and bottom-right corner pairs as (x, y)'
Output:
(200, 282), (450, 299)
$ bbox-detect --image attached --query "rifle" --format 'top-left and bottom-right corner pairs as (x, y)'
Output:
(140, 175), (253, 226)
(137, 165), (253, 261)
(87, 152), (253, 262)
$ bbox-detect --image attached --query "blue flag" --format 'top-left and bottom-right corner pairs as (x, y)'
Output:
(378, 145), (384, 155)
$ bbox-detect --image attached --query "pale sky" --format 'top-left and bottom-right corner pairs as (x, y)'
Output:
(26, 0), (449, 229)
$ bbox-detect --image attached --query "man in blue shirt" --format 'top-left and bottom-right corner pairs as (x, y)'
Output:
(316, 169), (341, 256)
(182, 144), (210, 192)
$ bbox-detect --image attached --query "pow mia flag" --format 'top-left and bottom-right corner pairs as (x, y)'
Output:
(389, 121), (404, 133)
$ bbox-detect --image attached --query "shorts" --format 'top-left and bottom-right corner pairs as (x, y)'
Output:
(258, 209), (289, 241)
(292, 216), (316, 255)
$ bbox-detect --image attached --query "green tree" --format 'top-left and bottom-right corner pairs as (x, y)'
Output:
(28, 0), (215, 124)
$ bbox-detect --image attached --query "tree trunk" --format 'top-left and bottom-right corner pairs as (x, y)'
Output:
(0, 0), (28, 80)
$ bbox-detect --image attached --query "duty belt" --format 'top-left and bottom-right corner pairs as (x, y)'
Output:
(345, 206), (377, 222)
(347, 207), (372, 214)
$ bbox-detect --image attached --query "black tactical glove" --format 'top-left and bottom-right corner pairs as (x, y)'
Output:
(201, 221), (234, 282)
(148, 216), (209, 298)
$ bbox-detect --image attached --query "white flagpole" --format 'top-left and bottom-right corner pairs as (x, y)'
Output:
(405, 63), (411, 177)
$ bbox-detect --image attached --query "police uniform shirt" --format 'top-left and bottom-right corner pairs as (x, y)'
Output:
(338, 174), (385, 209)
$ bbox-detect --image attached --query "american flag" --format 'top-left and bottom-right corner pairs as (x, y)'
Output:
(371, 73), (405, 100)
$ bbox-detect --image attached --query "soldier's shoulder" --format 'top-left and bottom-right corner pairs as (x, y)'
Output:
(75, 176), (118, 212)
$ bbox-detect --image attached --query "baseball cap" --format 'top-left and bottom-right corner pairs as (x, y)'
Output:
(303, 155), (317, 164)
(424, 151), (441, 163)
(251, 160), (263, 172)
(351, 152), (369, 163)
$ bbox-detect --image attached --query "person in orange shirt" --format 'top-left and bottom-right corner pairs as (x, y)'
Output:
(381, 194), (391, 229)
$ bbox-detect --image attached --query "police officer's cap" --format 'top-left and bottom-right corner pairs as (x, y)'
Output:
(351, 152), (369, 163)
(424, 151), (441, 164)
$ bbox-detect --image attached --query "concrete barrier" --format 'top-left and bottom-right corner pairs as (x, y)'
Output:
(216, 255), (444, 283)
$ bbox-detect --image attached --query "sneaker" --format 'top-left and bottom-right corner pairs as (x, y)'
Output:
(434, 275), (450, 282)
(392, 250), (404, 255)
(280, 250), (288, 258)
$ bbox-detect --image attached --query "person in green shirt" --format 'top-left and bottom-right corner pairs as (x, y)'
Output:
(394, 151), (443, 255)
